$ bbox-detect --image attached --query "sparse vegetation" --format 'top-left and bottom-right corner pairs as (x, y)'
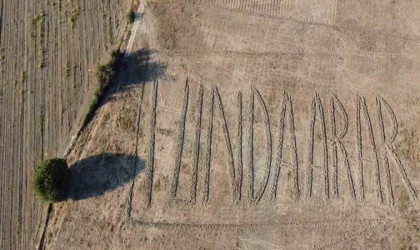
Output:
(108, 15), (114, 45)
(125, 10), (135, 24)
(0, 46), (4, 72)
(68, 0), (80, 28)
(20, 71), (26, 84)
(116, 109), (136, 134)
(65, 62), (71, 77)
(19, 71), (26, 97)
(29, 18), (37, 55)
(29, 12), (46, 68)
(0, 46), (4, 61)
(81, 50), (122, 128)
(69, 11), (79, 28)
(32, 158), (70, 203)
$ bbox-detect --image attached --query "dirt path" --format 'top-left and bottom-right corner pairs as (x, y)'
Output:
(125, 2), (146, 56)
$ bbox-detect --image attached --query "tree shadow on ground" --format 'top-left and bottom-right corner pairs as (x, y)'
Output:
(99, 48), (166, 104)
(67, 153), (144, 200)
(120, 48), (166, 85)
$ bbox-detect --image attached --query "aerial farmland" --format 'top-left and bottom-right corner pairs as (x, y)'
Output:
(0, 0), (130, 248)
(1, 0), (420, 249)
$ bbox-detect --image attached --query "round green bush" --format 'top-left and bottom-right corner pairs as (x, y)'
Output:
(125, 10), (135, 24)
(33, 158), (69, 203)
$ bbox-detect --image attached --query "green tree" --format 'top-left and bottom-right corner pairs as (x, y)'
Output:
(125, 10), (135, 24)
(33, 158), (69, 203)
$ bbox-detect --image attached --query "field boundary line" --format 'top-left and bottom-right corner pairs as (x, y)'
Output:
(126, 217), (389, 230)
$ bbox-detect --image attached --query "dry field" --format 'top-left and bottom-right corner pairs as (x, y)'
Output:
(20, 0), (420, 249)
(0, 0), (131, 249)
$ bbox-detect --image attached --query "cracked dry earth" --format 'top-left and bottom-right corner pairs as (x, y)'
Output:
(44, 0), (419, 249)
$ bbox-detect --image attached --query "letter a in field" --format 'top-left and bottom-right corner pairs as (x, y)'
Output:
(270, 92), (299, 201)
(306, 94), (329, 200)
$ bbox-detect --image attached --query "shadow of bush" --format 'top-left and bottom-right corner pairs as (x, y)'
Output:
(67, 153), (144, 200)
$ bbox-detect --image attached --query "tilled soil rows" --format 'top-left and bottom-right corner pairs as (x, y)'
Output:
(0, 0), (130, 248)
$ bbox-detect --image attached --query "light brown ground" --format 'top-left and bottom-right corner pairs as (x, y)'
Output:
(45, 0), (419, 249)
